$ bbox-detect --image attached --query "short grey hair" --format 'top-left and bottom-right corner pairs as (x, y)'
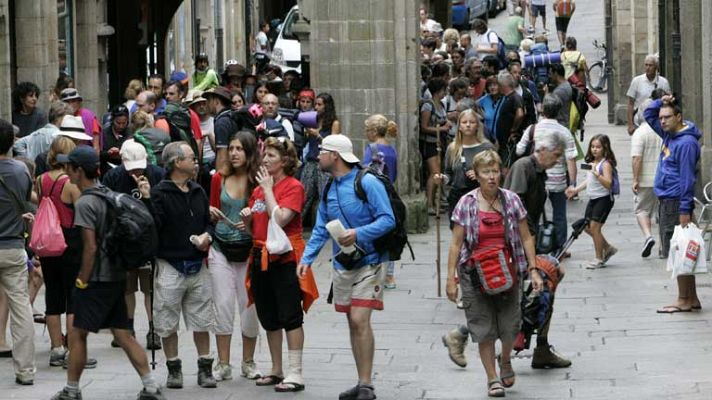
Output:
(48, 101), (73, 125)
(541, 94), (562, 119)
(535, 133), (566, 153)
(644, 54), (659, 67)
(162, 141), (187, 172)
(497, 71), (516, 89)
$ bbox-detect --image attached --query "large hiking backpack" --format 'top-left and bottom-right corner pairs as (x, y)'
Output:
(133, 128), (170, 166)
(529, 43), (550, 89)
(163, 103), (200, 157)
(569, 84), (589, 132)
(86, 187), (158, 270)
(323, 166), (414, 262)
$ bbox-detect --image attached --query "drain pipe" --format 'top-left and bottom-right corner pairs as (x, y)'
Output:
(671, 0), (682, 98)
(605, 0), (614, 124)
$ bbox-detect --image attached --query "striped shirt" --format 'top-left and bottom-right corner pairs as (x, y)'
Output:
(516, 118), (577, 192)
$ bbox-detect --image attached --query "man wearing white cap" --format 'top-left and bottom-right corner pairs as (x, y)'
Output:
(297, 135), (395, 400)
(102, 140), (165, 351)
(33, 115), (93, 177)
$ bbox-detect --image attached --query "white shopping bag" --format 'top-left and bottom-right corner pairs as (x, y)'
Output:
(266, 206), (293, 255)
(666, 223), (707, 278)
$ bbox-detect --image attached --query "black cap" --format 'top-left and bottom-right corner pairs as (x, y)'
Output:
(56, 145), (100, 172)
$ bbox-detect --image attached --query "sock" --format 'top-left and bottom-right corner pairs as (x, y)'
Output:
(198, 354), (211, 360)
(287, 349), (303, 379)
(536, 336), (549, 348)
(167, 356), (179, 362)
(65, 381), (79, 393)
(52, 346), (65, 352)
(457, 325), (469, 336)
(141, 373), (159, 393)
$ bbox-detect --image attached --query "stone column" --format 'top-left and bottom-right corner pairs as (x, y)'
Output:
(698, 1), (712, 185)
(14, 0), (59, 112)
(611, 0), (632, 124)
(75, 0), (100, 114)
(0, 0), (12, 121)
(299, 0), (427, 232)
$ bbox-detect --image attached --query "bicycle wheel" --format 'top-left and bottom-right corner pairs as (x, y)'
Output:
(587, 62), (607, 93)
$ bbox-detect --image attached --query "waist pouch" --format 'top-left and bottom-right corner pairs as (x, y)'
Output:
(166, 258), (203, 276)
(216, 238), (252, 263)
(466, 246), (515, 295)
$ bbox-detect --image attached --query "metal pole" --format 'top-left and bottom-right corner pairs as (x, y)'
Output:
(604, 0), (614, 124)
(435, 128), (442, 297)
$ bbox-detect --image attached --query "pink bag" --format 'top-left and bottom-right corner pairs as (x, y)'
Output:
(29, 196), (67, 257)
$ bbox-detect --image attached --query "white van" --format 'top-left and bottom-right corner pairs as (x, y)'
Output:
(271, 5), (301, 73)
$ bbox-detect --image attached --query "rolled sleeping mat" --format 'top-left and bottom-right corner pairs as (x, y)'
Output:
(523, 52), (561, 69)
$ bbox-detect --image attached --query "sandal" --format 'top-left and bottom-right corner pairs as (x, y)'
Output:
(487, 379), (505, 398)
(497, 354), (515, 388)
(255, 375), (283, 386)
(275, 381), (305, 392)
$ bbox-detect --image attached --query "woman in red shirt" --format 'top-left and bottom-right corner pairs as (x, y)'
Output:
(242, 137), (307, 392)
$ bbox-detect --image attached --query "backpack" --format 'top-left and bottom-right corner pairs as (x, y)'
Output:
(556, 0), (575, 18)
(85, 187), (158, 270)
(133, 128), (171, 166)
(162, 103), (200, 158)
(529, 43), (550, 88)
(29, 177), (67, 258)
(488, 31), (507, 69)
(323, 167), (414, 262)
(366, 143), (390, 178)
(569, 84), (589, 131)
(596, 161), (620, 196)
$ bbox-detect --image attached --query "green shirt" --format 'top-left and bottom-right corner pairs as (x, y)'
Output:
(192, 69), (220, 91)
(502, 16), (525, 47)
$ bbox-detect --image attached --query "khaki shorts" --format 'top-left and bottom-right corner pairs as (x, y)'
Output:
(153, 258), (215, 337)
(332, 263), (386, 313)
(634, 187), (659, 218)
(125, 266), (151, 294)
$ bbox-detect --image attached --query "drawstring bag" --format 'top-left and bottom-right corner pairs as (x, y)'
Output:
(266, 206), (293, 255)
(29, 196), (67, 257)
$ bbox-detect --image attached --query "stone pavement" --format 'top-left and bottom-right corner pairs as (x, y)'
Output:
(3, 6), (712, 400)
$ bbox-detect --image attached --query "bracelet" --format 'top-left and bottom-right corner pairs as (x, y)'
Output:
(75, 278), (88, 289)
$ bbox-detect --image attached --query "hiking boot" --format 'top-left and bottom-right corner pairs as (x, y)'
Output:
(166, 359), (183, 389)
(137, 388), (166, 400)
(641, 236), (655, 258)
(531, 345), (572, 369)
(213, 362), (232, 381)
(442, 328), (468, 368)
(146, 331), (162, 350)
(49, 347), (68, 367)
(240, 360), (263, 380)
(197, 357), (217, 388)
(51, 388), (82, 400)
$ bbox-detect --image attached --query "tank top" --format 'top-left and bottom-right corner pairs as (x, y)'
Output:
(477, 210), (507, 251)
(214, 184), (251, 244)
(40, 173), (74, 229)
(586, 160), (611, 199)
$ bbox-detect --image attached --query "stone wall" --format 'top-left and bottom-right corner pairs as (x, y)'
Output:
(0, 0), (11, 121)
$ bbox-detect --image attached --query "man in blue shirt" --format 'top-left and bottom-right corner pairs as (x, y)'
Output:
(298, 135), (395, 400)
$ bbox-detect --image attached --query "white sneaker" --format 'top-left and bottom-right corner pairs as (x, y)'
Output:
(213, 362), (232, 381)
(240, 360), (263, 380)
(49, 347), (68, 367)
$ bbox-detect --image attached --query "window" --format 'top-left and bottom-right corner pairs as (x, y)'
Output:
(58, 0), (74, 77)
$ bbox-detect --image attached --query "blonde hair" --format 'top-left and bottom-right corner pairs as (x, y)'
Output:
(365, 114), (398, 138)
(263, 137), (301, 176)
(447, 109), (488, 169)
(443, 28), (460, 44)
(48, 136), (76, 170)
(124, 79), (144, 100)
(130, 110), (153, 132)
(472, 149), (501, 173)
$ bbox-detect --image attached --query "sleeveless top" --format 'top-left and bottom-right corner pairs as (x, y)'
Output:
(214, 184), (251, 244)
(40, 173), (74, 229)
(586, 160), (611, 200)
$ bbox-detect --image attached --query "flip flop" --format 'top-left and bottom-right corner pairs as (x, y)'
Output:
(255, 375), (283, 386)
(275, 381), (305, 392)
(656, 306), (692, 314)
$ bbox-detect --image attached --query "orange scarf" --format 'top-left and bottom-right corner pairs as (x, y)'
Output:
(245, 233), (319, 312)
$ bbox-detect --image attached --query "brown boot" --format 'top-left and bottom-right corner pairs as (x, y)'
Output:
(442, 327), (468, 368)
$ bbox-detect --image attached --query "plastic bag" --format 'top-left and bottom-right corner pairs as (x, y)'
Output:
(666, 223), (707, 278)
(29, 197), (67, 257)
(265, 206), (293, 255)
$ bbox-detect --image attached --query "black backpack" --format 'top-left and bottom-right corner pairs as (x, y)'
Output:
(323, 166), (414, 262)
(86, 187), (158, 270)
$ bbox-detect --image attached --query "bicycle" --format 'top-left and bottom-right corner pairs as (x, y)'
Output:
(587, 40), (610, 93)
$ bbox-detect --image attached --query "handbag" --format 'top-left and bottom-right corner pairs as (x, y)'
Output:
(265, 206), (293, 255)
(216, 237), (252, 263)
(535, 206), (557, 255)
(466, 246), (515, 295)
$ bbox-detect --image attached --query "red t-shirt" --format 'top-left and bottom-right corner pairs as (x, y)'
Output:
(249, 176), (304, 242)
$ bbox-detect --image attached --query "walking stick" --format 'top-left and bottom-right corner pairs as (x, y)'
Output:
(435, 127), (442, 297)
(149, 258), (156, 370)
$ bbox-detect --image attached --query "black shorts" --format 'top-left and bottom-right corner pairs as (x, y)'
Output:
(73, 281), (131, 333)
(250, 255), (303, 332)
(420, 141), (440, 161)
(531, 4), (546, 17)
(42, 256), (80, 315)
(585, 195), (614, 224)
(556, 17), (571, 32)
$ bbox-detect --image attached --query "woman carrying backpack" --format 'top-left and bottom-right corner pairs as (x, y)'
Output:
(364, 114), (399, 288)
(37, 136), (97, 368)
(207, 131), (263, 382)
(566, 134), (618, 269)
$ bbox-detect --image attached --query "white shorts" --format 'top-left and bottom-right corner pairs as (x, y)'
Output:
(634, 187), (659, 218)
(153, 258), (215, 337)
(208, 247), (260, 337)
(332, 263), (386, 313)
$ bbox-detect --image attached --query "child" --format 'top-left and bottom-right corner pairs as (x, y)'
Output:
(566, 134), (618, 269)
(363, 114), (398, 288)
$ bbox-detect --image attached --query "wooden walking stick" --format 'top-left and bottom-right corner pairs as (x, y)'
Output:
(435, 126), (442, 297)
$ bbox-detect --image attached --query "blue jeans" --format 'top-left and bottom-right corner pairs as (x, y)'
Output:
(548, 190), (568, 251)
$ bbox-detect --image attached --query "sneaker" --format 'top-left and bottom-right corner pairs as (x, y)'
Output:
(531, 345), (571, 369)
(356, 384), (376, 400)
(214, 362), (232, 381)
(63, 354), (98, 369)
(602, 246), (618, 264)
(51, 388), (81, 399)
(137, 388), (167, 400)
(240, 360), (263, 380)
(584, 259), (606, 269)
(14, 371), (34, 385)
(166, 359), (183, 389)
(339, 383), (361, 400)
(442, 328), (468, 368)
(197, 357), (217, 388)
(50, 347), (68, 367)
(456, 300), (465, 309)
(641, 237), (655, 258)
(146, 332), (162, 350)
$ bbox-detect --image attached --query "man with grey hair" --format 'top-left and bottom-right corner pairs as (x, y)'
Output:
(13, 101), (73, 159)
(135, 141), (218, 389)
(626, 54), (671, 135)
(516, 94), (577, 256)
(504, 131), (572, 370)
(261, 93), (295, 141)
(495, 72), (524, 163)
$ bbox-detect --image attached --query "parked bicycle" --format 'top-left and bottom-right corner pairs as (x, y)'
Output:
(587, 40), (610, 93)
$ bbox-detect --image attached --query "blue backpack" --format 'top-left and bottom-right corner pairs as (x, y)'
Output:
(488, 31), (507, 69)
(597, 161), (620, 195)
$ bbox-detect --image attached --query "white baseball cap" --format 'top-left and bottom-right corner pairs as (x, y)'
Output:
(120, 139), (147, 171)
(320, 134), (360, 164)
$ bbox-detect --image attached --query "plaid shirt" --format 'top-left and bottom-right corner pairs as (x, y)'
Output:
(451, 188), (529, 273)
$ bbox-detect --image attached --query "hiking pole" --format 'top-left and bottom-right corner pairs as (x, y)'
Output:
(435, 126), (442, 297)
(149, 258), (156, 370)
